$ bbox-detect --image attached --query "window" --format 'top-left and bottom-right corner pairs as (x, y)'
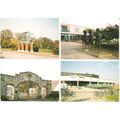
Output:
(61, 25), (69, 32)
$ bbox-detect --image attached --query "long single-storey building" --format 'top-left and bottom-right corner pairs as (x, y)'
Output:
(61, 72), (116, 88)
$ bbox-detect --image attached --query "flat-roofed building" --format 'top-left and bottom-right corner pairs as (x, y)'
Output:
(61, 72), (116, 88)
(61, 23), (86, 42)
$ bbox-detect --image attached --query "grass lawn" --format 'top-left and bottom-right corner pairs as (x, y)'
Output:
(2, 48), (17, 51)
(39, 49), (52, 53)
(106, 93), (119, 101)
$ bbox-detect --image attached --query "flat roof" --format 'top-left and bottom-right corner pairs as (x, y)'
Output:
(61, 76), (116, 83)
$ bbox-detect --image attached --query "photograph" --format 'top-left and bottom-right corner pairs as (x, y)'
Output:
(61, 61), (119, 102)
(0, 18), (59, 59)
(61, 18), (119, 59)
(0, 1), (120, 120)
(0, 60), (60, 101)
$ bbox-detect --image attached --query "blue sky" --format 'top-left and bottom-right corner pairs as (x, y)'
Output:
(61, 61), (119, 82)
(0, 18), (59, 40)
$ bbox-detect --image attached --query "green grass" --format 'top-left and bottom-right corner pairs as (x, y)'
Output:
(2, 48), (10, 50)
(39, 49), (52, 53)
(2, 48), (17, 51)
(106, 94), (119, 101)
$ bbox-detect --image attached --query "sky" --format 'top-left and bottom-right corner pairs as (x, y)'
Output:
(0, 18), (59, 40)
(61, 61), (119, 82)
(61, 17), (119, 28)
(0, 59), (60, 80)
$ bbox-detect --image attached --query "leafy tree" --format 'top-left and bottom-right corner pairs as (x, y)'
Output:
(15, 33), (22, 41)
(40, 37), (54, 49)
(101, 24), (119, 41)
(105, 24), (119, 39)
(9, 38), (18, 50)
(1, 29), (13, 48)
(53, 40), (59, 55)
(33, 37), (54, 52)
(33, 39), (41, 52)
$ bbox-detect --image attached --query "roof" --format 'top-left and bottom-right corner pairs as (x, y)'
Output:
(61, 75), (116, 84)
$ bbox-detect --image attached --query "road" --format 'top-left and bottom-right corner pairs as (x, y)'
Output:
(0, 50), (59, 59)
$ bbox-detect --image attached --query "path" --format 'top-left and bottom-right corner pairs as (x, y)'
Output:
(63, 86), (106, 102)
(61, 42), (96, 59)
(61, 41), (118, 59)
(0, 50), (59, 59)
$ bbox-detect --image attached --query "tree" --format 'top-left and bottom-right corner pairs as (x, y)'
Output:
(9, 38), (18, 50)
(106, 24), (119, 39)
(53, 40), (59, 55)
(101, 24), (119, 41)
(33, 39), (41, 52)
(1, 29), (13, 48)
(33, 37), (54, 52)
(40, 37), (54, 49)
(15, 33), (22, 41)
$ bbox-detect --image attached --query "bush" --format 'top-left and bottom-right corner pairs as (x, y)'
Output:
(33, 47), (39, 52)
(53, 48), (59, 55)
(33, 40), (40, 52)
(2, 40), (10, 48)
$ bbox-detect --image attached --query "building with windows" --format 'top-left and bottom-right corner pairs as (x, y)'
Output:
(61, 23), (86, 41)
(61, 72), (116, 88)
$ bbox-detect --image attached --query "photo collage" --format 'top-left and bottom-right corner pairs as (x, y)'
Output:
(0, 18), (119, 102)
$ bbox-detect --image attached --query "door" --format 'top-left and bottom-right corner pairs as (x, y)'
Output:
(41, 87), (47, 99)
(6, 85), (15, 100)
(29, 88), (38, 98)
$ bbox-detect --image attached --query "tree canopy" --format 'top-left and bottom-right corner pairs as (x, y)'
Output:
(1, 29), (13, 48)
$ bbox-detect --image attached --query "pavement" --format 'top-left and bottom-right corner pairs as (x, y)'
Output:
(61, 41), (118, 59)
(62, 86), (107, 102)
(0, 50), (59, 59)
(61, 42), (97, 59)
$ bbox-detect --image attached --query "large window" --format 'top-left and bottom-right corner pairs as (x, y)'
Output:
(61, 25), (69, 32)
